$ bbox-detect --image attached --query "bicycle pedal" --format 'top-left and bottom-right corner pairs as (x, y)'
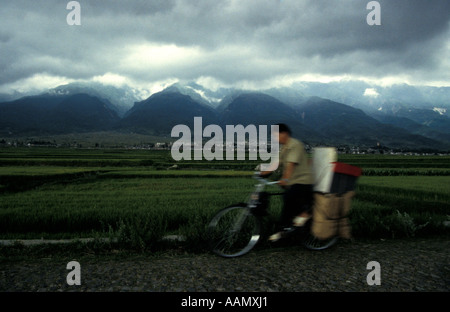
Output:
(281, 227), (297, 236)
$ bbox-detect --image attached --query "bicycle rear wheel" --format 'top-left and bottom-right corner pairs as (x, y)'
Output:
(302, 233), (338, 250)
(207, 205), (261, 258)
(300, 220), (338, 250)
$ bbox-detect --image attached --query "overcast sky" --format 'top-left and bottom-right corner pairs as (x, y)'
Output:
(1, 0), (449, 95)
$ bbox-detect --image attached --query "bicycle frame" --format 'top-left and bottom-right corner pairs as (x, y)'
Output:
(248, 173), (279, 200)
(246, 173), (282, 215)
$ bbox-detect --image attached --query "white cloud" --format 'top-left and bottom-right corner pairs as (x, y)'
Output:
(92, 73), (131, 88)
(119, 43), (202, 72)
(0, 73), (75, 94)
(363, 88), (380, 98)
(194, 76), (227, 92)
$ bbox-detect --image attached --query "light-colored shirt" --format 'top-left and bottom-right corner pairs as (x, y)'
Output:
(280, 137), (314, 185)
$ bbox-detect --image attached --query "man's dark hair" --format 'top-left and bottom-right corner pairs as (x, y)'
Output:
(276, 123), (291, 135)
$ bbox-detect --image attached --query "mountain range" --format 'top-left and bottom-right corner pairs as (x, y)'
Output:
(0, 81), (449, 151)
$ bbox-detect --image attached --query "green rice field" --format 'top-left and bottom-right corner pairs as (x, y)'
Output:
(0, 148), (449, 250)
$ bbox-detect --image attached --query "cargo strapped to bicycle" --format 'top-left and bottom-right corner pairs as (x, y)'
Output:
(311, 191), (355, 240)
(311, 148), (362, 240)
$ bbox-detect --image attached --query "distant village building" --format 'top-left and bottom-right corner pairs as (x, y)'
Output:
(155, 142), (171, 149)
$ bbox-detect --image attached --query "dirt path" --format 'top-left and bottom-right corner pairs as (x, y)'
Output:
(0, 238), (448, 292)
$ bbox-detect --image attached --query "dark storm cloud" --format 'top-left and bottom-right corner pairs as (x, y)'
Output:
(287, 0), (450, 54)
(0, 0), (449, 92)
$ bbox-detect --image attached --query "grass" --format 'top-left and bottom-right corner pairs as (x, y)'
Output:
(349, 176), (450, 238)
(0, 147), (449, 252)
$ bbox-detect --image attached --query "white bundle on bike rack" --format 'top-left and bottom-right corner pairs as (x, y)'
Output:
(312, 147), (362, 194)
(312, 147), (338, 193)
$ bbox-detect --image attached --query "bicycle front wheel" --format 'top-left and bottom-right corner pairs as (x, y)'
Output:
(207, 205), (261, 258)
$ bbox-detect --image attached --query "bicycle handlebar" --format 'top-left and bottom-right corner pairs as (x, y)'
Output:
(253, 172), (280, 186)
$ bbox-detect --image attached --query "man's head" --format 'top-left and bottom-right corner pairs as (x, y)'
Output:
(275, 123), (291, 145)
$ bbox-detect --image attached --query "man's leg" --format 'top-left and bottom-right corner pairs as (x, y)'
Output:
(293, 184), (314, 226)
(279, 184), (302, 229)
(297, 184), (313, 215)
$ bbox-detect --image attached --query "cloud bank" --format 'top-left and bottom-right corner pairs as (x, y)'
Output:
(1, 0), (449, 95)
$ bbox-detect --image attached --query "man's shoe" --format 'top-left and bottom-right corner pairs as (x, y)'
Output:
(268, 232), (282, 242)
(293, 215), (311, 227)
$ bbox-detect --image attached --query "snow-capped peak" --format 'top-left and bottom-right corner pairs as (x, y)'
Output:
(433, 107), (447, 115)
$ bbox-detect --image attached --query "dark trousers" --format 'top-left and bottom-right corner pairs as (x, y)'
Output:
(279, 184), (313, 229)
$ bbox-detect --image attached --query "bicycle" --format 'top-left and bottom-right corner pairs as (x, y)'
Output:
(207, 173), (338, 258)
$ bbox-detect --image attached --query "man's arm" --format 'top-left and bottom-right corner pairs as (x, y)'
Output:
(278, 162), (296, 186)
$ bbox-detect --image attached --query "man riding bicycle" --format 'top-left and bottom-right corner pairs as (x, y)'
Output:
(260, 123), (314, 242)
